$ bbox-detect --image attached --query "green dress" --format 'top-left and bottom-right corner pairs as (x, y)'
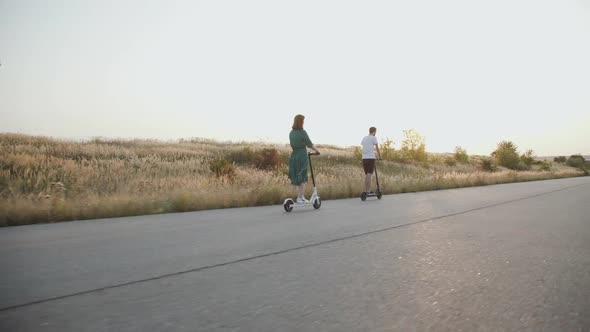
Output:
(288, 129), (313, 185)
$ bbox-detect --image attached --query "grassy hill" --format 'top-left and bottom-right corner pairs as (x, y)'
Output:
(0, 133), (585, 226)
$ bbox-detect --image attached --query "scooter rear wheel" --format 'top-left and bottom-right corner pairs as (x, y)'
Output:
(360, 192), (367, 201)
(283, 199), (294, 212)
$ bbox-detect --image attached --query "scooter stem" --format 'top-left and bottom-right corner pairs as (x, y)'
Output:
(308, 152), (316, 187)
(374, 159), (380, 190)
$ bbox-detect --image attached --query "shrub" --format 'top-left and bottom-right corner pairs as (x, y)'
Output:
(517, 161), (531, 171)
(380, 138), (398, 161)
(354, 146), (363, 161)
(401, 129), (427, 163)
(209, 158), (236, 179)
(353, 147), (362, 161)
(520, 149), (535, 168)
(255, 148), (283, 170)
(227, 147), (283, 170)
(454, 146), (469, 164)
(444, 156), (457, 166)
(227, 147), (258, 165)
(566, 155), (585, 168)
(481, 158), (497, 172)
(539, 161), (552, 172)
(427, 154), (444, 165)
(553, 156), (566, 163)
(493, 141), (520, 170)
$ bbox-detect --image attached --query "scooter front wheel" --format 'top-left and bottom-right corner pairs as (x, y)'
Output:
(313, 198), (321, 209)
(376, 191), (382, 199)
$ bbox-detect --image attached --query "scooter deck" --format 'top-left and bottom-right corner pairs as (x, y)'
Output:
(283, 196), (322, 212)
(360, 190), (382, 201)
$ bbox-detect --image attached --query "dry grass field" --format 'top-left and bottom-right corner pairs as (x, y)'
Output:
(0, 133), (584, 226)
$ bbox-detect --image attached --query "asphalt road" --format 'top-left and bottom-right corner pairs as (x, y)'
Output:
(1, 177), (590, 331)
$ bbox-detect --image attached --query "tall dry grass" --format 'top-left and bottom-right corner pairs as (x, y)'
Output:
(0, 133), (584, 226)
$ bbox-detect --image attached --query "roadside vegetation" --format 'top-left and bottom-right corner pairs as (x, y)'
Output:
(0, 132), (585, 226)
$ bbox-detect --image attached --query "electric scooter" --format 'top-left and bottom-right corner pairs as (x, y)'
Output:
(283, 151), (321, 212)
(361, 159), (383, 201)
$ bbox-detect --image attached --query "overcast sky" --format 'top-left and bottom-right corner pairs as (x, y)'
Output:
(1, 0), (589, 155)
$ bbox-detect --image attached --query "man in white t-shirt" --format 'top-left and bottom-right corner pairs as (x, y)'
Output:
(361, 127), (381, 194)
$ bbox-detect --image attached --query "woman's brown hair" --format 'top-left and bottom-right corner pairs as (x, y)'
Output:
(292, 114), (305, 130)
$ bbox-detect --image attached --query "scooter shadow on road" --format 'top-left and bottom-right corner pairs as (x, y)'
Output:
(359, 198), (383, 204)
(281, 207), (323, 215)
(279, 196), (385, 216)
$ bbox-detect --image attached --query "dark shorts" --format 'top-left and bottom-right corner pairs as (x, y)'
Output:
(362, 159), (375, 174)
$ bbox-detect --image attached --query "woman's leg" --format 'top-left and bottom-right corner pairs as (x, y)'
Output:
(298, 183), (306, 201)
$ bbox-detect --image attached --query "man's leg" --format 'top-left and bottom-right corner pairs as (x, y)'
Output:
(363, 159), (375, 193)
(365, 173), (372, 193)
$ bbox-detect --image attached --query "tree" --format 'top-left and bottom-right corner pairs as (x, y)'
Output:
(553, 156), (566, 163)
(520, 149), (535, 168)
(255, 148), (282, 170)
(566, 155), (585, 168)
(493, 141), (520, 170)
(481, 157), (497, 172)
(454, 146), (469, 164)
(401, 129), (427, 162)
(380, 138), (397, 161)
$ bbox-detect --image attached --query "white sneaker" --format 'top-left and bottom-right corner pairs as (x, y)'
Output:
(296, 197), (309, 204)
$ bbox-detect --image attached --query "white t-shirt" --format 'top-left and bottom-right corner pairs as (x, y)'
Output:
(361, 135), (378, 159)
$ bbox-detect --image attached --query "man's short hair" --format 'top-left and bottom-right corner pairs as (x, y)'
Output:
(369, 127), (377, 134)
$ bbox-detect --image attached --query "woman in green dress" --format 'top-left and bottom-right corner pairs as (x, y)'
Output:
(289, 114), (319, 203)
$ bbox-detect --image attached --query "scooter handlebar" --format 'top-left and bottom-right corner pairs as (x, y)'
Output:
(308, 151), (320, 156)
